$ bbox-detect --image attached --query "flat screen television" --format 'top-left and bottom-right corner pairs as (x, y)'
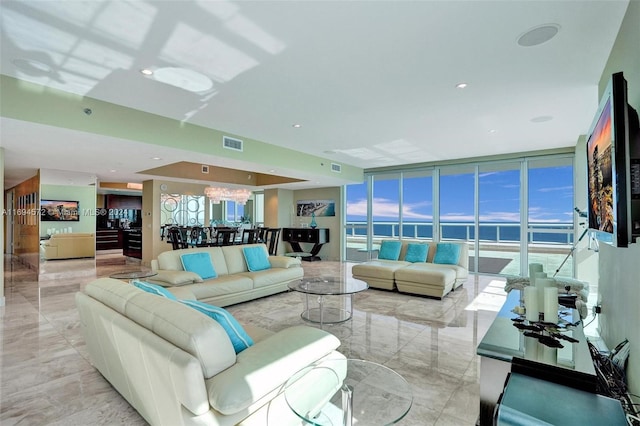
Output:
(586, 72), (640, 247)
(40, 200), (80, 221)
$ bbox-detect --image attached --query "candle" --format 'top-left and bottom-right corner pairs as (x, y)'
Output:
(524, 336), (539, 360)
(542, 346), (557, 365)
(525, 286), (539, 322)
(536, 276), (552, 312)
(544, 286), (559, 324)
(529, 263), (544, 285)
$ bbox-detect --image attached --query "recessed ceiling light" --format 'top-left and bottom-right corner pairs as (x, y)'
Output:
(517, 24), (560, 47)
(456, 82), (468, 89)
(488, 129), (497, 133)
(110, 169), (117, 173)
(292, 124), (302, 128)
(140, 68), (153, 76)
(269, 169), (275, 173)
(531, 115), (554, 123)
(151, 157), (162, 160)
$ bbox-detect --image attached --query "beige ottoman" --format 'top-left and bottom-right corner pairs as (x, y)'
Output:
(352, 260), (409, 290)
(394, 263), (457, 299)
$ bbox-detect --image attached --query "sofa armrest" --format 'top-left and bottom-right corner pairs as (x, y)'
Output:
(268, 255), (302, 269)
(206, 325), (340, 415)
(148, 270), (203, 287)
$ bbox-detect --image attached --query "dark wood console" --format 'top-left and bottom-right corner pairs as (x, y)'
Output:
(282, 228), (329, 261)
(122, 229), (142, 259)
(96, 229), (122, 250)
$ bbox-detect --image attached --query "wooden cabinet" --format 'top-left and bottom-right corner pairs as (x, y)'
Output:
(122, 229), (142, 259)
(96, 229), (122, 250)
(282, 228), (329, 261)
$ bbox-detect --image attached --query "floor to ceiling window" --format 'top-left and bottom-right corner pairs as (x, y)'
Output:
(527, 157), (575, 277)
(402, 170), (433, 240)
(439, 166), (475, 243)
(344, 153), (576, 277)
(372, 173), (400, 239)
(478, 162), (521, 275)
(345, 180), (370, 262)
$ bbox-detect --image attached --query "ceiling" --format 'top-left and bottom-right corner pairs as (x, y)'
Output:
(0, 0), (630, 191)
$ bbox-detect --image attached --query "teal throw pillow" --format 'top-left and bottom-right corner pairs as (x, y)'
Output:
(133, 280), (178, 300)
(181, 299), (254, 353)
(180, 252), (217, 279)
(405, 243), (429, 263)
(242, 246), (271, 272)
(433, 243), (461, 265)
(378, 240), (402, 261)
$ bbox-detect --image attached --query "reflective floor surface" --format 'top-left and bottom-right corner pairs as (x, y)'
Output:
(1, 252), (507, 425)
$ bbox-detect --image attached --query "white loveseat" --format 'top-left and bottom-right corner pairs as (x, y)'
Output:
(76, 278), (346, 426)
(352, 240), (469, 299)
(148, 243), (303, 307)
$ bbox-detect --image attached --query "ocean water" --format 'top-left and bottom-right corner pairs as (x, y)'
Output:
(348, 222), (574, 244)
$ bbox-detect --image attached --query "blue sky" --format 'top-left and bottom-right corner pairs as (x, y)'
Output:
(346, 166), (574, 223)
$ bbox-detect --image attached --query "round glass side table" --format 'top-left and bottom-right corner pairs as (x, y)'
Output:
(285, 358), (413, 426)
(288, 277), (368, 327)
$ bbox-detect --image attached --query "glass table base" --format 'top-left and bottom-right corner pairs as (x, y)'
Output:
(301, 307), (352, 324)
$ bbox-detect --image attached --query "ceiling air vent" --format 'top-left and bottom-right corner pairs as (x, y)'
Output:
(223, 136), (243, 152)
(331, 163), (342, 173)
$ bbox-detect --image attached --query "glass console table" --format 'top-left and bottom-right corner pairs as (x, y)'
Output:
(476, 289), (597, 425)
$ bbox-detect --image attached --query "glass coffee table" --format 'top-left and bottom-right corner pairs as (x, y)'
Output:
(285, 358), (413, 426)
(109, 270), (157, 283)
(288, 277), (368, 327)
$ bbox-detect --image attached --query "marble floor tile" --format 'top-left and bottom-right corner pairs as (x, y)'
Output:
(1, 253), (504, 425)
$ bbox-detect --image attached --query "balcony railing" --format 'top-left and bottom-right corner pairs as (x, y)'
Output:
(345, 221), (574, 244)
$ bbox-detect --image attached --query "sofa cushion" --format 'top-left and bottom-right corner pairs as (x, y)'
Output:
(433, 243), (461, 265)
(242, 267), (304, 289)
(405, 243), (429, 263)
(395, 263), (457, 287)
(181, 299), (254, 353)
(378, 240), (402, 260)
(351, 260), (410, 280)
(242, 246), (271, 272)
(150, 270), (203, 286)
(181, 252), (217, 279)
(207, 326), (341, 415)
(133, 280), (178, 300)
(184, 275), (254, 300)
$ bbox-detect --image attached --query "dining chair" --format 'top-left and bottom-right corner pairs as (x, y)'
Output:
(265, 228), (281, 255)
(168, 227), (189, 250)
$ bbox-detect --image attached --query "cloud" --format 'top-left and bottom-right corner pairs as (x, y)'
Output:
(538, 185), (572, 193)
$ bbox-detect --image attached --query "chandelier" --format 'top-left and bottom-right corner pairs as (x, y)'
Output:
(204, 187), (252, 205)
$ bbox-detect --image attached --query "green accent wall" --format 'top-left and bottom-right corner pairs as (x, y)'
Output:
(40, 184), (96, 236)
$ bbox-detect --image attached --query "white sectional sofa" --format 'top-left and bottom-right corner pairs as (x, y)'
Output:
(148, 243), (303, 307)
(352, 240), (469, 299)
(76, 277), (346, 426)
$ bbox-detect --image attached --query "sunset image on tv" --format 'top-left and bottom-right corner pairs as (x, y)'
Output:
(587, 99), (614, 233)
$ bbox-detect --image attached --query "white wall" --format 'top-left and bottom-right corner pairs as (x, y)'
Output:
(591, 0), (640, 401)
(598, 241), (640, 396)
